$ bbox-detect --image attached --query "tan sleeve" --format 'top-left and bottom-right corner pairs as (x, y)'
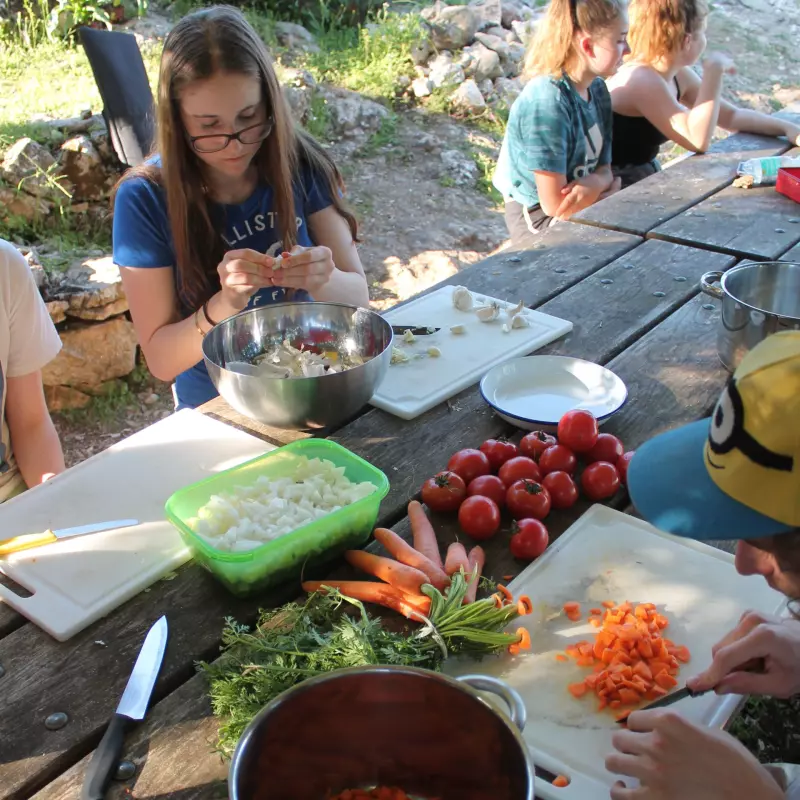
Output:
(2, 241), (61, 378)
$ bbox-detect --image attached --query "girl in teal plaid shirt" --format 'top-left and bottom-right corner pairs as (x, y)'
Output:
(494, 0), (629, 249)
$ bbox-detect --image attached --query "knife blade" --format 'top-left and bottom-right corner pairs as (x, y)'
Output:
(390, 325), (441, 336)
(81, 616), (168, 800)
(0, 519), (139, 557)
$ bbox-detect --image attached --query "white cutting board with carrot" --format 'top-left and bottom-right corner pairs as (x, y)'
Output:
(443, 505), (786, 800)
(372, 286), (572, 420)
(0, 409), (273, 641)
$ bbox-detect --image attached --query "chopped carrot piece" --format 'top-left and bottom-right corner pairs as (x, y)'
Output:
(655, 672), (678, 690)
(589, 617), (601, 627)
(503, 574), (513, 581)
(553, 776), (570, 788)
(609, 699), (622, 708)
(555, 654), (568, 662)
(563, 601), (581, 613)
(576, 656), (595, 667)
(590, 608), (602, 615)
(601, 600), (616, 608)
(568, 682), (588, 698)
(672, 645), (691, 663)
(517, 595), (534, 615)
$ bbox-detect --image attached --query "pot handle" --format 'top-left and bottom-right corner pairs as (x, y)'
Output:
(700, 271), (724, 299)
(456, 674), (527, 732)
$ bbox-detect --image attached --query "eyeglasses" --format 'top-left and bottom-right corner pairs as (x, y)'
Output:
(189, 119), (274, 154)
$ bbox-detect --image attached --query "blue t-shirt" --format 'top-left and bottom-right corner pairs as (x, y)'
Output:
(113, 164), (333, 409)
(493, 75), (613, 209)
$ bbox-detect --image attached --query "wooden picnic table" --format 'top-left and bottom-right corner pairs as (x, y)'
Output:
(2, 129), (791, 800)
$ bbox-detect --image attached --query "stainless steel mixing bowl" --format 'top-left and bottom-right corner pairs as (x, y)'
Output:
(202, 302), (393, 430)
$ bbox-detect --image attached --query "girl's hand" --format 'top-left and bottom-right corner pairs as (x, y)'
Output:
(266, 245), (335, 295)
(217, 248), (274, 311)
(599, 176), (623, 201)
(703, 52), (737, 76)
(607, 709), (784, 800)
(687, 611), (800, 698)
(783, 122), (800, 147)
(555, 173), (607, 218)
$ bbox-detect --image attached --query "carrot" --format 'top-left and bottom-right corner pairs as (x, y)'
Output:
(302, 580), (431, 620)
(553, 776), (570, 788)
(344, 550), (428, 594)
(372, 528), (449, 590)
(497, 584), (514, 603)
(563, 601), (580, 614)
(568, 682), (588, 698)
(555, 654), (568, 662)
(444, 542), (470, 576)
(517, 595), (533, 615)
(463, 546), (486, 604)
(408, 500), (444, 569)
(503, 574), (513, 581)
(602, 600), (616, 608)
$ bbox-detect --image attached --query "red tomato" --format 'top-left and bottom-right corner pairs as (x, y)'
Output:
(510, 519), (549, 561)
(542, 471), (579, 510)
(519, 431), (557, 461)
(538, 444), (577, 476)
(498, 456), (542, 488)
(581, 461), (621, 501)
(447, 449), (491, 485)
(585, 433), (624, 465)
(557, 410), (599, 453)
(479, 438), (519, 471)
(458, 495), (501, 540)
(617, 451), (635, 486)
(467, 474), (507, 508)
(421, 471), (467, 513)
(506, 479), (552, 520)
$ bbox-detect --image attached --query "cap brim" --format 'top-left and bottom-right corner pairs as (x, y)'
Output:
(627, 419), (792, 540)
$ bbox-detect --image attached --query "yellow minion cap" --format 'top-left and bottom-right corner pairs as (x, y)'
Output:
(704, 331), (800, 527)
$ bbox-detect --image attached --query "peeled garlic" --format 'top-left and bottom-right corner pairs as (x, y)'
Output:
(510, 314), (530, 330)
(452, 286), (474, 312)
(506, 300), (525, 320)
(450, 324), (466, 335)
(390, 346), (410, 365)
(402, 329), (416, 344)
(475, 302), (501, 323)
(427, 346), (441, 357)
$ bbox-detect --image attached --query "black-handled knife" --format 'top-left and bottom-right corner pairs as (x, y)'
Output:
(81, 616), (168, 799)
(390, 325), (441, 336)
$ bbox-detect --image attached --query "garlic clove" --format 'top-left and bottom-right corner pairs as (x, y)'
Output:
(506, 300), (525, 320)
(475, 302), (501, 323)
(510, 313), (531, 330)
(427, 346), (442, 357)
(402, 328), (416, 344)
(390, 346), (410, 365)
(452, 285), (474, 311)
(450, 324), (466, 334)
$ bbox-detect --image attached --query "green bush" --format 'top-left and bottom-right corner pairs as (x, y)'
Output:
(220, 0), (387, 31)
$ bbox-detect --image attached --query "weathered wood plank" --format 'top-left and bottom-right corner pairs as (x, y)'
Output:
(331, 241), (733, 523)
(571, 131), (790, 236)
(649, 149), (800, 260)
(199, 395), (314, 445)
(780, 240), (800, 262)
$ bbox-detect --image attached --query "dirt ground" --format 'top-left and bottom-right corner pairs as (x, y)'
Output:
(53, 0), (800, 465)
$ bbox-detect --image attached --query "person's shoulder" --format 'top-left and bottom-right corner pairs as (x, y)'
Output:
(0, 239), (32, 285)
(616, 63), (666, 91)
(114, 166), (167, 219)
(590, 77), (611, 100)
(519, 75), (569, 104)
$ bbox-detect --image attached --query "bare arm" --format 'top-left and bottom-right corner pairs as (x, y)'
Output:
(533, 171), (569, 217)
(5, 370), (64, 487)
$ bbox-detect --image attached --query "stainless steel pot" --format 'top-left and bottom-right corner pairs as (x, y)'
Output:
(229, 665), (536, 800)
(700, 261), (800, 371)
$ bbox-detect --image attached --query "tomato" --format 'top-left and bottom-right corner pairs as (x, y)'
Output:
(506, 479), (552, 520)
(510, 518), (550, 561)
(447, 448), (492, 484)
(421, 471), (467, 513)
(617, 451), (635, 486)
(542, 471), (579, 510)
(467, 474), (507, 508)
(557, 410), (599, 453)
(584, 433), (624, 465)
(538, 444), (577, 476)
(498, 456), (541, 488)
(458, 495), (501, 540)
(479, 438), (519, 471)
(519, 430), (557, 461)
(581, 461), (621, 501)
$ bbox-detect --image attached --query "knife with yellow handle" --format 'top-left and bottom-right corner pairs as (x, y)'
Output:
(0, 519), (139, 556)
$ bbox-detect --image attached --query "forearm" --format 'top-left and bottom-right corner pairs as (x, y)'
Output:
(724, 107), (797, 140)
(313, 268), (370, 307)
(13, 417), (65, 488)
(591, 165), (614, 192)
(686, 68), (725, 152)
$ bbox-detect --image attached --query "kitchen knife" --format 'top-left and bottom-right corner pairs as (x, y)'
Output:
(390, 325), (441, 336)
(0, 519), (139, 557)
(81, 615), (168, 800)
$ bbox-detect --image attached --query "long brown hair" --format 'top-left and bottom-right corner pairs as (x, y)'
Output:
(627, 0), (708, 65)
(114, 5), (357, 311)
(523, 0), (626, 80)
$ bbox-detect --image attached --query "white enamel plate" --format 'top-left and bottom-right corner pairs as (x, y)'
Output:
(479, 356), (628, 431)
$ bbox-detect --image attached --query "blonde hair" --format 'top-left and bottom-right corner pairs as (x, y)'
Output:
(627, 0), (709, 65)
(523, 0), (626, 80)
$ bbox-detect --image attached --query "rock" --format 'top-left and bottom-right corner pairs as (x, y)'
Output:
(281, 68), (318, 125)
(427, 5), (480, 50)
(41, 317), (139, 393)
(410, 37), (433, 66)
(475, 31), (511, 59)
(429, 53), (466, 89)
(274, 21), (320, 52)
(29, 114), (106, 136)
(143, 392), (159, 405)
(0, 185), (53, 222)
(440, 148), (479, 186)
(450, 79), (487, 114)
(485, 24), (518, 42)
(318, 87), (389, 140)
(46, 300), (69, 324)
(89, 129), (115, 164)
(44, 384), (92, 412)
(511, 19), (537, 45)
(501, 0), (534, 26)
(412, 77), (434, 98)
(20, 246), (46, 288)
(506, 41), (527, 68)
(68, 297), (129, 321)
(396, 75), (412, 91)
(59, 136), (108, 201)
(50, 255), (128, 320)
(469, 0), (502, 29)
(463, 42), (504, 81)
(493, 76), (523, 107)
(1, 138), (65, 200)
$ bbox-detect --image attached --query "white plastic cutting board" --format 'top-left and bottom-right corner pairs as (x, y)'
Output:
(372, 286), (572, 419)
(443, 505), (786, 800)
(0, 409), (273, 641)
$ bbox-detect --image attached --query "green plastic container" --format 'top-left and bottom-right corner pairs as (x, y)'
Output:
(165, 439), (390, 597)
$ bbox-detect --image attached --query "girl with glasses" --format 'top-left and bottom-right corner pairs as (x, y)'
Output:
(493, 0), (629, 249)
(608, 0), (800, 188)
(112, 6), (369, 410)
